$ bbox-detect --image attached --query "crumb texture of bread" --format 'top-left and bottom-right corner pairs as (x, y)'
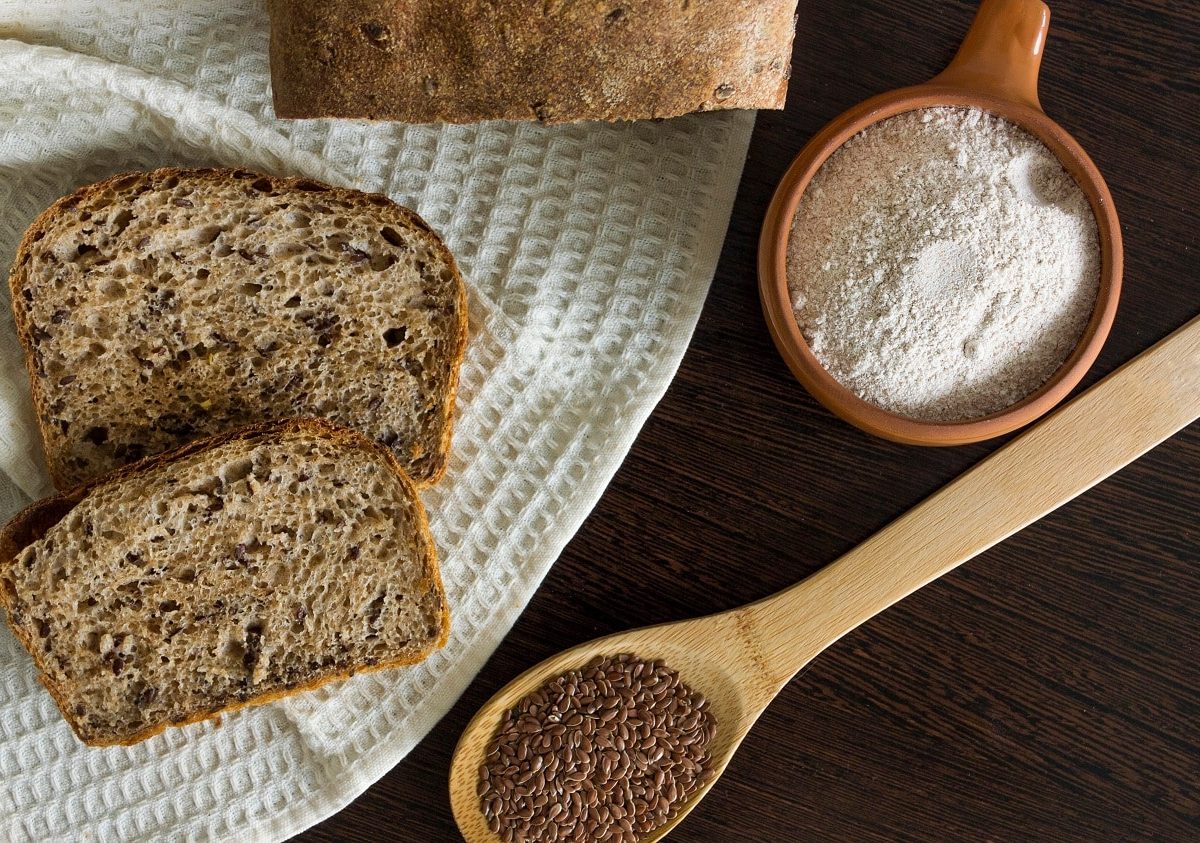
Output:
(0, 420), (448, 746)
(11, 168), (467, 489)
(267, 0), (799, 123)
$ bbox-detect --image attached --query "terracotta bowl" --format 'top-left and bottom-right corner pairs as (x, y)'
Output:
(758, 0), (1122, 445)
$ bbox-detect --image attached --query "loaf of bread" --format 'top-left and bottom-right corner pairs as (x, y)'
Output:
(268, 0), (799, 123)
(10, 167), (467, 490)
(0, 419), (449, 746)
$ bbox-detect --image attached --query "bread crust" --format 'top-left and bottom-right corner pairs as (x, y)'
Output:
(8, 166), (469, 490)
(267, 0), (799, 123)
(0, 417), (451, 747)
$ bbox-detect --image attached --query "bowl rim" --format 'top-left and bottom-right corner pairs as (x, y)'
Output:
(758, 85), (1123, 446)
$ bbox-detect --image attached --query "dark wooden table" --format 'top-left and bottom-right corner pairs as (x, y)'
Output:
(300, 1), (1199, 840)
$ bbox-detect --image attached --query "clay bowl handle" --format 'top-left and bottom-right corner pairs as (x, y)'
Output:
(929, 0), (1050, 109)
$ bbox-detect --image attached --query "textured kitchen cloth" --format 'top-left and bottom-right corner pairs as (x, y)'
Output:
(0, 2), (754, 841)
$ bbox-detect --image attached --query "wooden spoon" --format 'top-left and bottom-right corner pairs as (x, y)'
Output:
(450, 315), (1200, 842)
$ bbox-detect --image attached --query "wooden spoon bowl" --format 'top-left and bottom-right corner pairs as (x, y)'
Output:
(450, 316), (1200, 842)
(758, 0), (1123, 445)
(449, 617), (764, 843)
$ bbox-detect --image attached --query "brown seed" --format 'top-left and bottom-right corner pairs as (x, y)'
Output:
(479, 655), (714, 843)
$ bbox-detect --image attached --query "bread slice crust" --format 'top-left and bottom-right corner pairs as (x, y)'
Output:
(0, 418), (450, 747)
(9, 167), (468, 490)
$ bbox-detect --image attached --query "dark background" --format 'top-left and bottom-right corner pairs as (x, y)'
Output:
(300, 1), (1199, 839)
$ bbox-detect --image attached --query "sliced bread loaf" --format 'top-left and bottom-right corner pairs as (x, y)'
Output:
(0, 418), (449, 746)
(268, 0), (800, 123)
(10, 167), (468, 489)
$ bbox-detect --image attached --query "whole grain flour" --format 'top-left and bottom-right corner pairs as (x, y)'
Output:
(787, 107), (1100, 421)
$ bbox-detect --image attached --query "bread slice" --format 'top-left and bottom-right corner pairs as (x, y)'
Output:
(267, 0), (799, 123)
(10, 167), (467, 490)
(0, 418), (449, 747)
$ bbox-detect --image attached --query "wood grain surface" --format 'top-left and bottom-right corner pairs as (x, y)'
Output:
(296, 1), (1200, 840)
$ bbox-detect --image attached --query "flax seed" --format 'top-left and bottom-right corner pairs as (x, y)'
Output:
(478, 655), (714, 842)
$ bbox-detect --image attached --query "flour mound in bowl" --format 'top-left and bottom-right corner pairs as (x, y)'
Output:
(786, 106), (1101, 422)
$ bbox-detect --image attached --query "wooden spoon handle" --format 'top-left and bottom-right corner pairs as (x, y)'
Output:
(747, 315), (1200, 686)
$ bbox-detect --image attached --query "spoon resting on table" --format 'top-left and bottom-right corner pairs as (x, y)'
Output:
(450, 314), (1200, 843)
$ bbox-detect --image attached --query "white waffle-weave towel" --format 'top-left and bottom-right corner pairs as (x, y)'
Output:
(0, 2), (754, 840)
